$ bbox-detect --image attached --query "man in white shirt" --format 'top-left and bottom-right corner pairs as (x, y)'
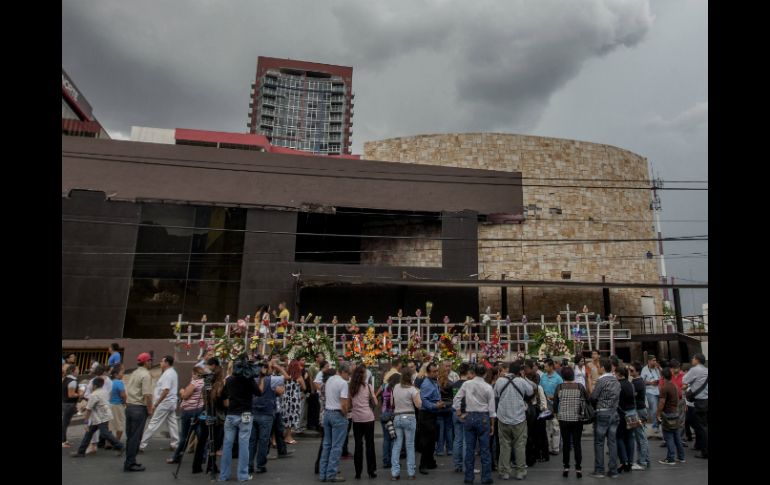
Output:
(453, 364), (496, 485)
(319, 362), (351, 482)
(140, 355), (179, 451)
(640, 356), (661, 432)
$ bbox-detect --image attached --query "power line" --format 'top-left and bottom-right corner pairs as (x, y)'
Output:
(62, 217), (708, 243)
(62, 151), (707, 191)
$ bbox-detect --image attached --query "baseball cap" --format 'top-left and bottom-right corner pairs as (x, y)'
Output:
(137, 352), (153, 364)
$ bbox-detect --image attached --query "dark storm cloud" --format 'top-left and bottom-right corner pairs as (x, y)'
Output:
(63, 0), (654, 139)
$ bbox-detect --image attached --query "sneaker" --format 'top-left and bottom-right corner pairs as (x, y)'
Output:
(631, 464), (645, 471)
(498, 473), (510, 480)
(676, 459), (686, 463)
(589, 473), (605, 479)
(607, 474), (619, 479)
(658, 459), (676, 465)
(239, 475), (254, 482)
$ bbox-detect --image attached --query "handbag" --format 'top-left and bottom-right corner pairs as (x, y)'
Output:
(661, 412), (680, 431)
(579, 385), (596, 424)
(513, 379), (538, 422)
(625, 412), (641, 429)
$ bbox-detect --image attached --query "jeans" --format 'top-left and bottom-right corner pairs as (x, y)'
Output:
(646, 393), (660, 428)
(171, 409), (203, 462)
(381, 413), (394, 468)
(78, 422), (122, 454)
(632, 409), (650, 466)
(662, 425), (685, 461)
(249, 413), (274, 471)
(559, 421), (583, 470)
(616, 414), (635, 466)
(392, 414), (417, 478)
(452, 413), (465, 470)
(272, 411), (287, 455)
(499, 420), (528, 475)
(125, 404), (149, 469)
(320, 410), (349, 480)
(62, 402), (77, 443)
(353, 421), (377, 476)
(436, 412), (454, 454)
(464, 412), (493, 484)
(219, 414), (253, 482)
(418, 410), (438, 469)
(593, 410), (619, 475)
(692, 400), (708, 456)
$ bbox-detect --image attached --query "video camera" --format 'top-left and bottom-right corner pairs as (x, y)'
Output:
(232, 356), (265, 380)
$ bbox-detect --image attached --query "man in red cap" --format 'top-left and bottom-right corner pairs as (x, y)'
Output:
(123, 352), (154, 472)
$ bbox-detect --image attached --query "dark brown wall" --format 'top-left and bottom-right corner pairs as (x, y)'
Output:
(62, 191), (139, 339)
(62, 137), (523, 216)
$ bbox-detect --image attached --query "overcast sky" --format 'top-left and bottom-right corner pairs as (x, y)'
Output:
(62, 0), (708, 315)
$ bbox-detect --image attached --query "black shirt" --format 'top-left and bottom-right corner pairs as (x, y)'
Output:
(631, 377), (646, 410)
(617, 379), (636, 415)
(223, 374), (261, 415)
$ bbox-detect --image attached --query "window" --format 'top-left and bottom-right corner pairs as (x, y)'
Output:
(561, 271), (571, 280)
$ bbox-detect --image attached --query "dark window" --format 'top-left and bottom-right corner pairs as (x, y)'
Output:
(561, 271), (572, 280)
(123, 204), (246, 338)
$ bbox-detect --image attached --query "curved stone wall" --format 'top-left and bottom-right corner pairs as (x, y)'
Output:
(364, 133), (663, 320)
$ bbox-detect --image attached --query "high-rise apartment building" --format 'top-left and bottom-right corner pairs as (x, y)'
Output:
(247, 57), (353, 155)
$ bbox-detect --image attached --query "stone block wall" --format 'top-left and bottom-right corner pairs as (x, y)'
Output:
(364, 133), (664, 318)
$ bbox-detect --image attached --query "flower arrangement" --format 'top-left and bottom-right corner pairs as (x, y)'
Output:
(345, 331), (364, 360)
(402, 331), (427, 362)
(285, 329), (336, 363)
(375, 331), (394, 360)
(481, 330), (506, 361)
(361, 326), (379, 367)
(435, 332), (462, 370)
(530, 327), (574, 360)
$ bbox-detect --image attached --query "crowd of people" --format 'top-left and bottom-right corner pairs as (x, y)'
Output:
(63, 343), (708, 482)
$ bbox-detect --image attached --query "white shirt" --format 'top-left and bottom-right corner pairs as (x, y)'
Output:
(155, 367), (179, 405)
(453, 376), (496, 418)
(85, 376), (112, 399)
(448, 371), (460, 383)
(324, 374), (349, 411)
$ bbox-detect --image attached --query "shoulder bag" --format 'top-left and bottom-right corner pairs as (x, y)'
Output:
(579, 384), (596, 424)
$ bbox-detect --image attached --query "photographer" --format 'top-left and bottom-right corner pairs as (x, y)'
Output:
(167, 362), (207, 470)
(218, 354), (262, 482)
(198, 357), (226, 475)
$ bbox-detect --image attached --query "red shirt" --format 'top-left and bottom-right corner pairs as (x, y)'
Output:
(659, 370), (684, 398)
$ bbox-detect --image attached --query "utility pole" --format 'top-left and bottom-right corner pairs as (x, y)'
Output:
(650, 163), (671, 312)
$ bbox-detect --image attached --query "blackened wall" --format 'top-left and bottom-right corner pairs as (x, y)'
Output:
(62, 191), (139, 339)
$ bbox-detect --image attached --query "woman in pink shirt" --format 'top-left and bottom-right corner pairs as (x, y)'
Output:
(349, 365), (378, 479)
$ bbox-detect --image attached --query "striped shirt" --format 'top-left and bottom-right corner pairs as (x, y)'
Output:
(590, 373), (621, 411)
(180, 378), (205, 411)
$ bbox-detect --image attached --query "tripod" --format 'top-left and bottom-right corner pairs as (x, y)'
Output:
(173, 414), (199, 479)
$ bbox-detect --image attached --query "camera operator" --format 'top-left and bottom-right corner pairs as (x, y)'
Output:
(218, 354), (263, 482)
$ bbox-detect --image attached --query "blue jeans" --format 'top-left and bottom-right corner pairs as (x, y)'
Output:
(616, 413), (635, 466)
(452, 413), (465, 470)
(391, 414), (416, 478)
(593, 410), (619, 475)
(646, 393), (660, 428)
(436, 412), (454, 454)
(381, 413), (394, 468)
(220, 414), (253, 482)
(662, 417), (685, 461)
(464, 412), (493, 484)
(320, 410), (349, 480)
(248, 413), (274, 471)
(633, 409), (650, 466)
(172, 409), (203, 462)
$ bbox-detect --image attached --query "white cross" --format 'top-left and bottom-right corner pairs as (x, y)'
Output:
(560, 304), (578, 341)
(576, 306), (596, 351)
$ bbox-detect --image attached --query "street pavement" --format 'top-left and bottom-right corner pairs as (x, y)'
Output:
(63, 426), (707, 485)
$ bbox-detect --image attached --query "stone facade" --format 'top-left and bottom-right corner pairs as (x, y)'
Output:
(360, 219), (442, 267)
(364, 133), (664, 322)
